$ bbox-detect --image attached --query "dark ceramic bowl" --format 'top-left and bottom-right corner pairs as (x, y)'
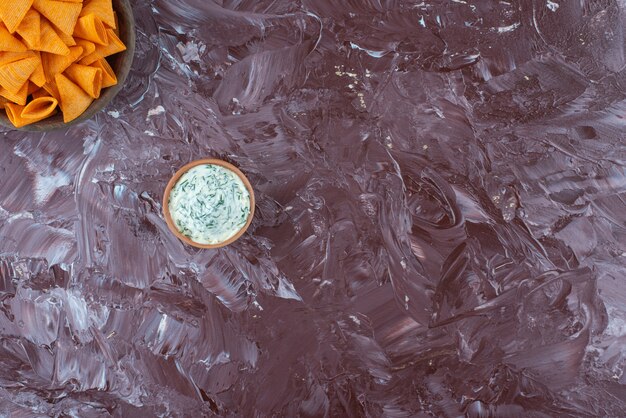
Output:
(0, 0), (136, 132)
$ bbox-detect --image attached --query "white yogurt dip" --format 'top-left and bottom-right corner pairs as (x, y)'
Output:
(168, 164), (251, 244)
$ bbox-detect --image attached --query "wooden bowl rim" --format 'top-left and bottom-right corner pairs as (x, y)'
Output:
(0, 0), (136, 132)
(162, 158), (256, 249)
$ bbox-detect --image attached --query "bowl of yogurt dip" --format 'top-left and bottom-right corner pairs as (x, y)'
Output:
(163, 159), (255, 248)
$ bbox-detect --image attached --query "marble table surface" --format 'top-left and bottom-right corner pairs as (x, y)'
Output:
(1, 0), (626, 416)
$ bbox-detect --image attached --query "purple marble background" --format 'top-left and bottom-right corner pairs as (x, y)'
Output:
(1, 0), (626, 416)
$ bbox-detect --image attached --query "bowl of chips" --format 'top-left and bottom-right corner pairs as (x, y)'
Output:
(0, 0), (135, 131)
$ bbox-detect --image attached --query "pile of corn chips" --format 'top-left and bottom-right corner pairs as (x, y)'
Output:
(0, 0), (126, 127)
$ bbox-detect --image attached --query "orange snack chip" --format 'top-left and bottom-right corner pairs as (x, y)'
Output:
(55, 72), (92, 122)
(5, 96), (58, 127)
(0, 81), (29, 105)
(90, 57), (115, 87)
(57, 29), (77, 46)
(0, 0), (124, 127)
(32, 0), (82, 36)
(30, 52), (46, 86)
(23, 95), (58, 118)
(80, 0), (115, 29)
(4, 103), (29, 126)
(75, 38), (95, 60)
(42, 45), (82, 83)
(0, 55), (39, 94)
(64, 63), (101, 98)
(80, 28), (124, 64)
(73, 14), (108, 45)
(39, 19), (70, 55)
(0, 0), (34, 34)
(42, 79), (60, 100)
(0, 25), (28, 52)
(16, 10), (41, 49)
(0, 51), (36, 67)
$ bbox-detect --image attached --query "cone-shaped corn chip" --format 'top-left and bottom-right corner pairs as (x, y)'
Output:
(0, 51), (35, 66)
(32, 0), (82, 36)
(0, 0), (34, 33)
(74, 38), (95, 60)
(64, 63), (101, 98)
(42, 80), (59, 100)
(99, 27), (125, 54)
(42, 45), (82, 83)
(57, 29), (76, 46)
(55, 72), (92, 122)
(0, 81), (29, 105)
(30, 52), (46, 86)
(80, 29), (125, 65)
(89, 57), (115, 87)
(81, 0), (115, 29)
(0, 52), (34, 66)
(5, 96), (58, 127)
(0, 55), (39, 94)
(0, 25), (27, 52)
(39, 19), (70, 55)
(73, 14), (108, 45)
(5, 103), (27, 126)
(22, 95), (57, 117)
(16, 10), (41, 49)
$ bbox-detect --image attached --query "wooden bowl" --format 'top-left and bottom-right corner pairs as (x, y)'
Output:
(0, 0), (136, 132)
(163, 159), (256, 249)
